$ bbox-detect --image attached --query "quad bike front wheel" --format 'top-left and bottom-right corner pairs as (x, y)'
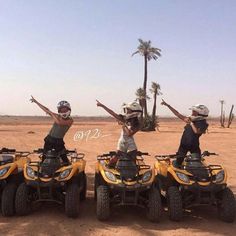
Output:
(80, 172), (87, 201)
(65, 183), (80, 218)
(15, 183), (31, 216)
(96, 185), (110, 221)
(167, 186), (183, 221)
(1, 183), (17, 217)
(217, 187), (236, 223)
(147, 187), (162, 222)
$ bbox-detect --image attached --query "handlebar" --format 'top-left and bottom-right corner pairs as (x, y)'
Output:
(0, 147), (31, 157)
(33, 148), (44, 154)
(137, 151), (149, 156)
(98, 151), (117, 157)
(98, 151), (149, 158)
(155, 151), (218, 160)
(0, 148), (16, 153)
(33, 148), (83, 157)
(155, 154), (177, 159)
(202, 151), (218, 157)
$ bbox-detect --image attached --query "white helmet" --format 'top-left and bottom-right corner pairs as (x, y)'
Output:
(57, 101), (71, 119)
(122, 102), (142, 118)
(190, 104), (209, 117)
(123, 102), (142, 113)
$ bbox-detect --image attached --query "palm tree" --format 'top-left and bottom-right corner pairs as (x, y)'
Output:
(135, 87), (149, 113)
(150, 82), (162, 123)
(132, 39), (161, 118)
(135, 87), (144, 110)
(219, 100), (225, 127)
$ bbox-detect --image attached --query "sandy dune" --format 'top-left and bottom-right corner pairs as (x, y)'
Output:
(0, 117), (235, 236)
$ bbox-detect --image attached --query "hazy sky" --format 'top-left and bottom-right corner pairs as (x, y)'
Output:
(0, 0), (235, 117)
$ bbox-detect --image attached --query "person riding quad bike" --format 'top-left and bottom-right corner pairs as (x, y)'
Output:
(96, 100), (142, 167)
(15, 148), (86, 218)
(0, 147), (30, 216)
(95, 150), (162, 222)
(30, 96), (73, 164)
(161, 99), (209, 166)
(155, 151), (236, 222)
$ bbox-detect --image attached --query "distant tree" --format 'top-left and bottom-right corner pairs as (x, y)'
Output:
(220, 100), (225, 127)
(150, 82), (162, 125)
(227, 105), (234, 128)
(132, 39), (161, 119)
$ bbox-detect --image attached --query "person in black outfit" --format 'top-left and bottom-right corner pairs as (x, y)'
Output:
(161, 99), (209, 166)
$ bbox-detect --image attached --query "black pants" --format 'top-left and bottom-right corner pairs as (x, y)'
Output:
(176, 144), (201, 165)
(43, 135), (69, 163)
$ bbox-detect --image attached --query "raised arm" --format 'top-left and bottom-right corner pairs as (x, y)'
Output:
(30, 96), (73, 126)
(161, 99), (190, 123)
(96, 100), (124, 123)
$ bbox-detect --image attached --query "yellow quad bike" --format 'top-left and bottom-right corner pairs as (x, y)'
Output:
(95, 151), (162, 222)
(155, 151), (236, 223)
(0, 147), (30, 216)
(15, 148), (86, 218)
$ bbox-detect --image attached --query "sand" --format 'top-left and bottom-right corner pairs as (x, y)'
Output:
(0, 117), (235, 236)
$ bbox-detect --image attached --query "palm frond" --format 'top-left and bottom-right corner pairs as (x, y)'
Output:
(150, 82), (162, 95)
(133, 39), (162, 61)
(131, 50), (140, 57)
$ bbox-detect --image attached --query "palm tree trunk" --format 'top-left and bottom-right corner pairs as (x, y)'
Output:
(138, 99), (144, 125)
(152, 92), (157, 120)
(143, 55), (148, 118)
(227, 105), (234, 128)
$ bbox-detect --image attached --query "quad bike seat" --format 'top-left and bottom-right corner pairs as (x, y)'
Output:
(0, 154), (14, 165)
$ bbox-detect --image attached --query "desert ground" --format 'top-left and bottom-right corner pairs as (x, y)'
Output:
(0, 116), (236, 236)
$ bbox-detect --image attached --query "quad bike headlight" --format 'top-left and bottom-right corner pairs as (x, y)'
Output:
(215, 170), (225, 183)
(176, 172), (190, 183)
(142, 170), (152, 183)
(26, 166), (35, 178)
(104, 171), (117, 182)
(0, 167), (10, 177)
(59, 169), (72, 180)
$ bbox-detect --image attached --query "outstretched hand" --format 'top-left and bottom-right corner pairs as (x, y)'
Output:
(96, 99), (103, 107)
(161, 99), (168, 106)
(30, 95), (37, 103)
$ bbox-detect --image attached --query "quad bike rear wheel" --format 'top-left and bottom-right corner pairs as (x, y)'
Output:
(147, 187), (162, 222)
(217, 187), (236, 223)
(15, 183), (31, 216)
(96, 185), (110, 221)
(65, 183), (80, 218)
(1, 183), (17, 216)
(167, 186), (183, 221)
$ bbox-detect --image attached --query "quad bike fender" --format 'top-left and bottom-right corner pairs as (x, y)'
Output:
(59, 160), (86, 181)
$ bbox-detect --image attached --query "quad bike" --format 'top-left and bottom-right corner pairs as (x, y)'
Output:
(94, 151), (162, 222)
(15, 148), (86, 218)
(154, 151), (236, 222)
(0, 147), (30, 216)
